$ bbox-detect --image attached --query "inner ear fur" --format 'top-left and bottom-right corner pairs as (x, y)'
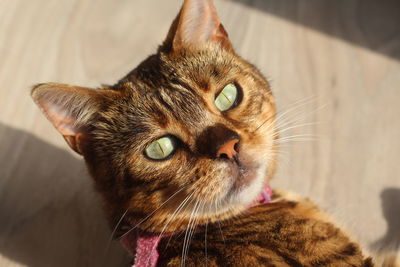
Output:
(161, 0), (233, 52)
(31, 83), (117, 155)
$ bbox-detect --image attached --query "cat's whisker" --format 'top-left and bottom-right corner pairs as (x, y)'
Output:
(187, 201), (203, 264)
(253, 114), (275, 133)
(273, 122), (321, 137)
(204, 219), (208, 267)
(278, 95), (318, 113)
(259, 111), (322, 167)
(119, 185), (188, 240)
(274, 137), (317, 143)
(163, 190), (196, 234)
(251, 148), (289, 164)
(215, 199), (226, 246)
(253, 106), (313, 137)
(105, 208), (129, 253)
(263, 96), (317, 132)
(146, 190), (198, 267)
(274, 133), (319, 140)
(181, 204), (195, 267)
(184, 198), (203, 266)
(274, 138), (318, 145)
(274, 95), (319, 124)
(208, 194), (225, 246)
(195, 199), (209, 266)
(188, 202), (205, 261)
(274, 135), (319, 142)
(161, 190), (198, 253)
(181, 198), (201, 267)
(217, 220), (226, 246)
(275, 120), (314, 139)
(183, 199), (207, 266)
(274, 102), (326, 134)
(259, 97), (322, 139)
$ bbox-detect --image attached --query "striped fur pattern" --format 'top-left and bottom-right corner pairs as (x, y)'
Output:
(30, 0), (393, 266)
(159, 192), (374, 266)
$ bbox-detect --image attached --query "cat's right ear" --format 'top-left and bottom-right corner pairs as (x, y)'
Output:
(161, 0), (233, 52)
(31, 83), (116, 155)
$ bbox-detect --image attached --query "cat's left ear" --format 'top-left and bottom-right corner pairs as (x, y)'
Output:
(162, 0), (233, 52)
(31, 83), (116, 155)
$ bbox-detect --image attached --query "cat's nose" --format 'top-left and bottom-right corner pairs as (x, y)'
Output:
(216, 138), (240, 159)
(196, 124), (241, 159)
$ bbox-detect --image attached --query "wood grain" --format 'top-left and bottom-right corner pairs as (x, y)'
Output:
(0, 0), (399, 266)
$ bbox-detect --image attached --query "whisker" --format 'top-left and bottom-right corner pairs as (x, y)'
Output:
(275, 106), (326, 134)
(181, 199), (201, 267)
(274, 134), (319, 141)
(162, 190), (198, 252)
(147, 190), (197, 266)
(204, 219), (208, 267)
(253, 113), (275, 133)
(254, 96), (319, 136)
(274, 138), (317, 145)
(273, 122), (321, 136)
(274, 135), (319, 142)
(186, 200), (206, 262)
(187, 200), (207, 264)
(119, 185), (187, 239)
(104, 208), (128, 254)
(215, 198), (226, 246)
(272, 96), (318, 128)
(181, 201), (196, 266)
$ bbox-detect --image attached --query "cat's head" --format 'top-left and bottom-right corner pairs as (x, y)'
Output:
(31, 0), (278, 233)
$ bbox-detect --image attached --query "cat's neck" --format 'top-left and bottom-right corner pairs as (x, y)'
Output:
(120, 185), (272, 267)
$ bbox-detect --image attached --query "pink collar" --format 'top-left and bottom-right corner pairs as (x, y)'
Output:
(120, 185), (272, 267)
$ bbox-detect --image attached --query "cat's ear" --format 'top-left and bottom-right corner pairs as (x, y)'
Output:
(31, 83), (115, 155)
(162, 0), (233, 52)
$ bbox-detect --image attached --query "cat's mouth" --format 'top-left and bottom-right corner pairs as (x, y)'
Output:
(236, 165), (260, 190)
(217, 153), (268, 209)
(226, 156), (259, 191)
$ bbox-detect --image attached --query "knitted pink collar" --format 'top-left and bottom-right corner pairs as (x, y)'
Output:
(120, 185), (272, 267)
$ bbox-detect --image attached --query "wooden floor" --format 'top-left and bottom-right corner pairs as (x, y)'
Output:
(1, 0), (399, 266)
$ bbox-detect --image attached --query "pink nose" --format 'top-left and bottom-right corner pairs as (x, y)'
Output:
(216, 138), (239, 159)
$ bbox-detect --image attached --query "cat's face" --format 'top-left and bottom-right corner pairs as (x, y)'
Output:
(32, 0), (277, 233)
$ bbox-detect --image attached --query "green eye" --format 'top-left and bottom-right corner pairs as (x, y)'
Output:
(215, 83), (238, 112)
(145, 136), (176, 160)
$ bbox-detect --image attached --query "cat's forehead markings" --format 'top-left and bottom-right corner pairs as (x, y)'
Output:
(194, 79), (211, 93)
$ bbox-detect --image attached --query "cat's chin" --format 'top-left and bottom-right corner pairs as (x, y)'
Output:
(185, 163), (268, 227)
(225, 163), (267, 206)
(196, 161), (268, 219)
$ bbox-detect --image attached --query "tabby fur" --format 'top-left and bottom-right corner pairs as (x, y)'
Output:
(159, 191), (374, 266)
(30, 0), (393, 266)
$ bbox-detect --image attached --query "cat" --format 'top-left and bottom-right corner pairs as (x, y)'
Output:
(31, 0), (391, 266)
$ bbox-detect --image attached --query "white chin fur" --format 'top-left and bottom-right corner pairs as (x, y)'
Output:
(191, 164), (267, 217)
(228, 163), (267, 206)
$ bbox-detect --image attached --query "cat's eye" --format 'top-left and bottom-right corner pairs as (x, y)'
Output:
(215, 83), (239, 112)
(145, 136), (177, 160)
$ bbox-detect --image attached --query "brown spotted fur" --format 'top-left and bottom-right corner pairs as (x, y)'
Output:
(31, 0), (392, 266)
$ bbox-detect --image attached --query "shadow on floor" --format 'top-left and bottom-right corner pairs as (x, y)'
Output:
(0, 123), (128, 267)
(230, 0), (400, 60)
(371, 187), (400, 252)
